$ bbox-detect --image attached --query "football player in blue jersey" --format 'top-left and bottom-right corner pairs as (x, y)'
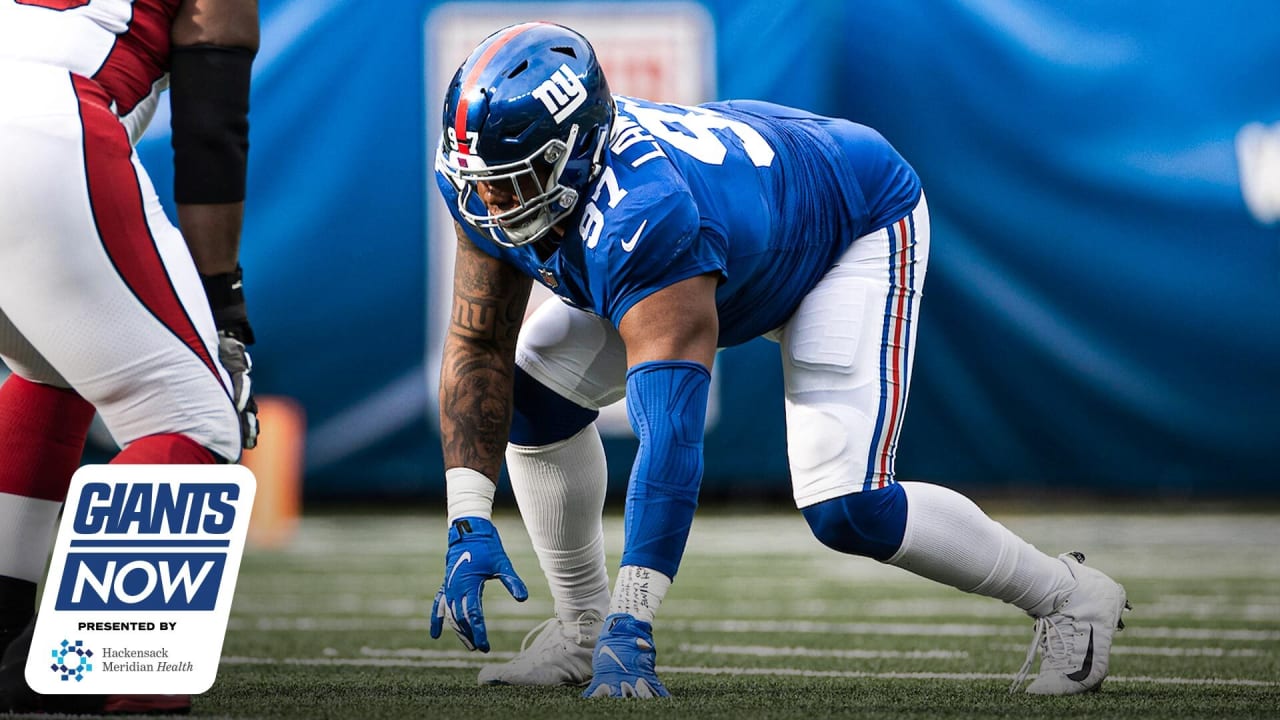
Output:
(428, 22), (1129, 698)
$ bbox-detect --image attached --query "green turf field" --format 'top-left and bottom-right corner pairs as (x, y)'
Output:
(195, 509), (1280, 719)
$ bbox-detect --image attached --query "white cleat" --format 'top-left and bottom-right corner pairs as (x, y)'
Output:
(1011, 552), (1130, 695)
(477, 609), (602, 687)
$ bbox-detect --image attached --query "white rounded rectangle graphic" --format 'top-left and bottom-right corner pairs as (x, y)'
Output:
(26, 464), (256, 695)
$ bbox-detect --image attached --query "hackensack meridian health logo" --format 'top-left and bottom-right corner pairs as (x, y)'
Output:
(26, 465), (256, 695)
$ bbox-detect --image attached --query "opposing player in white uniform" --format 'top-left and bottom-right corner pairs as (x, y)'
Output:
(428, 23), (1130, 699)
(0, 0), (259, 713)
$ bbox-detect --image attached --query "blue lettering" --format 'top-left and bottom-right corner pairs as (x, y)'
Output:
(71, 482), (240, 535)
(116, 484), (153, 533)
(149, 484), (187, 533)
(55, 553), (226, 611)
(72, 482), (113, 534)
(202, 486), (239, 534)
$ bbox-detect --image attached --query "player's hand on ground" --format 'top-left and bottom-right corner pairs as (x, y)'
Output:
(582, 613), (670, 698)
(429, 517), (528, 652)
(216, 330), (258, 450)
(201, 266), (258, 451)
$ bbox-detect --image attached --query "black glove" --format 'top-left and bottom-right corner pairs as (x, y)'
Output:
(201, 265), (259, 450)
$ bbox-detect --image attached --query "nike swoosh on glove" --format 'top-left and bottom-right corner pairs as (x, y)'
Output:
(583, 613), (670, 698)
(429, 517), (528, 652)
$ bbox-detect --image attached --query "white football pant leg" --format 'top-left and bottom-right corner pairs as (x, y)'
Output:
(0, 60), (240, 461)
(780, 193), (931, 507)
(779, 193), (1073, 614)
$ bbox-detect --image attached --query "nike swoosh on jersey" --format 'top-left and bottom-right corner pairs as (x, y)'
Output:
(620, 219), (648, 252)
(599, 645), (630, 672)
(447, 551), (473, 586)
(1065, 628), (1095, 682)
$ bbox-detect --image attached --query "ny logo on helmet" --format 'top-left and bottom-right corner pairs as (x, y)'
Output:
(532, 64), (587, 124)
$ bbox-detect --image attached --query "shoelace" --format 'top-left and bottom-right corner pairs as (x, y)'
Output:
(1009, 614), (1072, 693)
(564, 612), (599, 646)
(519, 612), (599, 654)
(519, 617), (559, 654)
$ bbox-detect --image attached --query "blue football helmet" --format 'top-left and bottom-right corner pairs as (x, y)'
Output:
(439, 23), (614, 247)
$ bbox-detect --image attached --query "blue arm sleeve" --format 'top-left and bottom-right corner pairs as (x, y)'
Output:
(620, 360), (712, 579)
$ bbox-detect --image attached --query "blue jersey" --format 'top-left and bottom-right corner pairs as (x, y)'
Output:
(436, 97), (921, 347)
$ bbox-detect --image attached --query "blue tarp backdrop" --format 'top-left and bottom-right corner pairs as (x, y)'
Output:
(136, 0), (1280, 499)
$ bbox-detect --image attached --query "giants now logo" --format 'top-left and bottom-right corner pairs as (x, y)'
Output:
(54, 482), (239, 611)
(29, 465), (255, 695)
(532, 63), (586, 123)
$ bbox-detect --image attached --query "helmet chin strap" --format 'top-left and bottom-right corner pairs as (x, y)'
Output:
(588, 122), (610, 181)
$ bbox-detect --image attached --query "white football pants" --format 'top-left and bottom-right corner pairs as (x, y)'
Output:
(515, 193), (931, 507)
(0, 59), (241, 460)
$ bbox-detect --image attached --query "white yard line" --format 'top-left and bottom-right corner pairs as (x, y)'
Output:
(358, 644), (1269, 661)
(228, 593), (1280, 622)
(358, 647), (517, 660)
(674, 644), (969, 659)
(228, 595), (1280, 626)
(664, 619), (1280, 642)
(354, 645), (966, 660)
(995, 644), (1266, 657)
(279, 514), (1280, 577)
(664, 666), (1280, 687)
(1107, 675), (1280, 687)
(223, 656), (480, 670)
(226, 616), (1280, 642)
(218, 655), (1280, 687)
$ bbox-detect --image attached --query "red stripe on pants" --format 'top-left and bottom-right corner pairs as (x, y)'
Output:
(878, 218), (911, 485)
(70, 75), (221, 385)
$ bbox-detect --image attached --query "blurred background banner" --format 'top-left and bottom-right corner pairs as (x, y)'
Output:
(131, 0), (1279, 500)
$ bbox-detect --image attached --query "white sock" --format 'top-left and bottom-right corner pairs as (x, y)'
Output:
(0, 492), (61, 583)
(889, 482), (1074, 617)
(609, 565), (672, 623)
(506, 424), (611, 619)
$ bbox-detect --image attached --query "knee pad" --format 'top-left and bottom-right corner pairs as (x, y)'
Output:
(515, 299), (627, 410)
(510, 365), (599, 446)
(800, 483), (907, 561)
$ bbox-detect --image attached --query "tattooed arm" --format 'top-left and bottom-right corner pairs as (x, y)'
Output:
(439, 223), (533, 482)
(429, 224), (533, 652)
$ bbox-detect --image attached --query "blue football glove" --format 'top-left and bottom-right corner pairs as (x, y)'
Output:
(429, 517), (528, 652)
(582, 613), (671, 698)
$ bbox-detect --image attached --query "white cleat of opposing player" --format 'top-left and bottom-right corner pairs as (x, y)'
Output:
(477, 609), (603, 687)
(1011, 552), (1131, 695)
